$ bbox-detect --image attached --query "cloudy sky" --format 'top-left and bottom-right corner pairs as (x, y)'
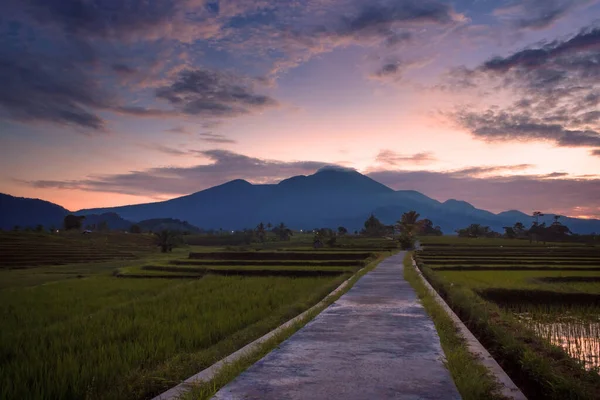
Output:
(1, 0), (599, 217)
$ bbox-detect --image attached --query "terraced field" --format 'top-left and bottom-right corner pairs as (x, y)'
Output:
(415, 237), (600, 399)
(0, 231), (154, 268)
(0, 232), (390, 400)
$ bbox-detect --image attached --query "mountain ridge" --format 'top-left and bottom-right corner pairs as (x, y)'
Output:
(2, 169), (599, 233)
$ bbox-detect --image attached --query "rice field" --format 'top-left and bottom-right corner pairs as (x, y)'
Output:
(0, 232), (388, 399)
(415, 237), (600, 398)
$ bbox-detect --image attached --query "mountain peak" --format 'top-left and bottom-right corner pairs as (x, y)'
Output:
(443, 199), (476, 209)
(315, 165), (358, 174)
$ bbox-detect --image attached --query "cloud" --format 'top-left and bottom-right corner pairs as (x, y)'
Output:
(139, 143), (192, 156)
(112, 64), (137, 76)
(493, 0), (596, 30)
(445, 25), (600, 153)
(481, 26), (600, 73)
(376, 150), (437, 165)
(337, 0), (458, 38)
(6, 0), (220, 43)
(155, 68), (278, 117)
(0, 45), (109, 130)
(21, 150), (329, 196)
(165, 126), (190, 134)
(198, 133), (237, 144)
(450, 164), (534, 177)
(453, 109), (600, 147)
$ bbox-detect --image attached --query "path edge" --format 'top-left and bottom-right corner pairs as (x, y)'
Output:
(152, 257), (388, 400)
(410, 256), (527, 400)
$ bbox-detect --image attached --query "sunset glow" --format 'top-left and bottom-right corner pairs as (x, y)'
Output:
(1, 0), (599, 217)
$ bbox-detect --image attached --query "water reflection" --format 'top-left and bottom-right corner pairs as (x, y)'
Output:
(517, 315), (600, 372)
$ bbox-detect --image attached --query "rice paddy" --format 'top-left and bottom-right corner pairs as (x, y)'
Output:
(0, 231), (390, 399)
(415, 237), (600, 398)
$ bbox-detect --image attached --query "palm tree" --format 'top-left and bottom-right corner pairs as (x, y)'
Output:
(256, 222), (266, 242)
(532, 211), (544, 225)
(397, 211), (421, 238)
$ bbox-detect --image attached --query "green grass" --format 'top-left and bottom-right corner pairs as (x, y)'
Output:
(403, 253), (506, 400)
(0, 273), (348, 400)
(436, 270), (600, 294)
(419, 236), (592, 247)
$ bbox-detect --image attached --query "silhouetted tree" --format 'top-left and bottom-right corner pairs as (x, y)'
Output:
(397, 211), (422, 238)
(12, 225), (20, 232)
(533, 211), (544, 225)
(456, 224), (499, 238)
(130, 224), (142, 234)
(503, 226), (516, 239)
(273, 223), (293, 241)
(64, 215), (85, 230)
(154, 230), (181, 253)
(417, 219), (443, 236)
(363, 214), (385, 236)
(35, 224), (44, 233)
(326, 235), (337, 247)
(337, 226), (348, 236)
(255, 222), (267, 242)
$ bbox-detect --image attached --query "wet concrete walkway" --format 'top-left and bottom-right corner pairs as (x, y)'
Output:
(212, 252), (461, 400)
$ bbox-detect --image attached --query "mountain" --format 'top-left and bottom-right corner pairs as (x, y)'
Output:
(74, 168), (600, 234)
(0, 193), (68, 230)
(3, 168), (600, 234)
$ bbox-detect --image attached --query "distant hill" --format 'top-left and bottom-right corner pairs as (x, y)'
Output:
(81, 212), (134, 231)
(3, 168), (600, 234)
(136, 218), (202, 233)
(0, 193), (68, 230)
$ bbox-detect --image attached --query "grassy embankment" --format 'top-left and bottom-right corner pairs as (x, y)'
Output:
(415, 236), (600, 400)
(403, 253), (507, 400)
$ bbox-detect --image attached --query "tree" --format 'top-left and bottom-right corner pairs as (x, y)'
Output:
(397, 211), (422, 238)
(64, 214), (85, 230)
(337, 226), (348, 236)
(273, 223), (293, 241)
(35, 224), (44, 233)
(12, 225), (20, 232)
(456, 224), (499, 238)
(530, 211), (545, 243)
(267, 222), (272, 230)
(417, 219), (442, 236)
(154, 230), (181, 253)
(255, 222), (267, 242)
(363, 214), (385, 236)
(326, 236), (337, 247)
(503, 226), (516, 239)
(130, 224), (142, 234)
(513, 222), (527, 238)
(533, 211), (544, 224)
(97, 221), (109, 232)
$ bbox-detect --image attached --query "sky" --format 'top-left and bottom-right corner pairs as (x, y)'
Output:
(0, 0), (599, 218)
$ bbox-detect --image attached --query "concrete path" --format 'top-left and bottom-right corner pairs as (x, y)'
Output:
(212, 252), (461, 400)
